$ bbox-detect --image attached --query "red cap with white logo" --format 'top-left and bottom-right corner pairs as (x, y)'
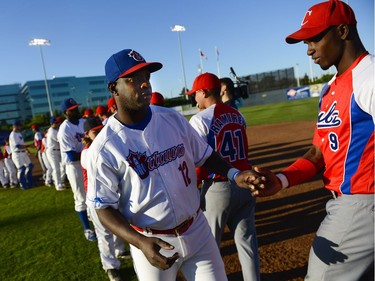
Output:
(286, 0), (356, 44)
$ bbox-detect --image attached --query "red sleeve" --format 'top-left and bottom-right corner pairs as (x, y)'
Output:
(195, 167), (210, 183)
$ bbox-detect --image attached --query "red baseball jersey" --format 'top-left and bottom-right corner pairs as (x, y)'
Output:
(313, 53), (374, 195)
(190, 103), (250, 181)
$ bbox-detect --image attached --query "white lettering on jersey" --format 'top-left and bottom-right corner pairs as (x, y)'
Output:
(317, 101), (342, 128)
(126, 144), (185, 179)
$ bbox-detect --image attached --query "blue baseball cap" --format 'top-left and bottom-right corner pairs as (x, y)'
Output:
(13, 120), (22, 126)
(105, 49), (162, 84)
(61, 98), (80, 112)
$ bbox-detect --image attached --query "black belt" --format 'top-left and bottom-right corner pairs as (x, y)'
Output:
(14, 151), (26, 153)
(52, 149), (60, 151)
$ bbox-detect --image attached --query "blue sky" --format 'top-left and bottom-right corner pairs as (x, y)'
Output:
(1, 0), (373, 99)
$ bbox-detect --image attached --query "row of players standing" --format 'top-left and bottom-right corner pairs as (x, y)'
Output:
(28, 98), (118, 192)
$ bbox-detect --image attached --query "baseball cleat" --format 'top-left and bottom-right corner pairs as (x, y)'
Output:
(106, 269), (123, 281)
(84, 229), (97, 241)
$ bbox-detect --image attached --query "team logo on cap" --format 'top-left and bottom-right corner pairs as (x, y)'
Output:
(301, 10), (312, 26)
(128, 50), (144, 62)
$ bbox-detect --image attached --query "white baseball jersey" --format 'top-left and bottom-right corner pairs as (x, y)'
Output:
(46, 127), (60, 150)
(9, 131), (25, 153)
(86, 106), (213, 230)
(57, 119), (85, 165)
(9, 130), (31, 169)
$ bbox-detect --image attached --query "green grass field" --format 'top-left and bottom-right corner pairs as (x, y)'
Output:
(240, 97), (319, 126)
(0, 97), (319, 280)
(0, 186), (136, 281)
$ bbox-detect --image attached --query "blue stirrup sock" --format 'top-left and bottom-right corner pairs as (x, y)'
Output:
(26, 163), (34, 187)
(18, 166), (27, 188)
(77, 210), (91, 230)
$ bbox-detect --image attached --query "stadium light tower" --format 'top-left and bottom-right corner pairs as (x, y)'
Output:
(295, 63), (300, 87)
(171, 25), (188, 96)
(28, 38), (53, 117)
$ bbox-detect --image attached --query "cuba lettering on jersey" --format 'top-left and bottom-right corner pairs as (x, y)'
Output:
(189, 103), (249, 181)
(313, 53), (374, 195)
(57, 119), (85, 165)
(86, 106), (213, 230)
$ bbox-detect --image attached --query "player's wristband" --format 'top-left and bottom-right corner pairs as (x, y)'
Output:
(276, 173), (289, 190)
(281, 158), (318, 188)
(227, 168), (240, 183)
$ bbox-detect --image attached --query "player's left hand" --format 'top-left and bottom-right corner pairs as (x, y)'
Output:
(138, 236), (179, 270)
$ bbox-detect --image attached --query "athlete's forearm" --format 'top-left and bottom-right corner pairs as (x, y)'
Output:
(201, 151), (233, 178)
(277, 145), (325, 189)
(96, 207), (145, 249)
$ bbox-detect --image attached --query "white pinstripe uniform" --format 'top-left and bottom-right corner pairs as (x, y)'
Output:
(0, 150), (9, 187)
(46, 126), (64, 190)
(57, 119), (86, 211)
(3, 144), (18, 186)
(81, 146), (124, 271)
(41, 136), (53, 185)
(9, 130), (33, 188)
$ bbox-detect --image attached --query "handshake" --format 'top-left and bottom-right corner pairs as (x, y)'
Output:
(233, 167), (283, 197)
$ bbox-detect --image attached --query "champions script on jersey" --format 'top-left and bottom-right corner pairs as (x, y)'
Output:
(126, 144), (185, 179)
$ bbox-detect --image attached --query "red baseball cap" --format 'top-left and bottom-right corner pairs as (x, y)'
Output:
(150, 92), (165, 106)
(31, 124), (39, 130)
(55, 116), (64, 123)
(286, 0), (356, 44)
(186, 73), (221, 95)
(96, 105), (107, 116)
(107, 97), (116, 112)
(82, 108), (93, 118)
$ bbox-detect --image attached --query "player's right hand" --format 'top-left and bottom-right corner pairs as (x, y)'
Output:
(250, 166), (283, 197)
(139, 236), (179, 270)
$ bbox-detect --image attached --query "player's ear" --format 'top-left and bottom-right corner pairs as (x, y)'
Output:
(108, 83), (117, 94)
(337, 24), (350, 40)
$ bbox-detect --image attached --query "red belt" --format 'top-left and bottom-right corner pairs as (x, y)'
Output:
(131, 210), (199, 236)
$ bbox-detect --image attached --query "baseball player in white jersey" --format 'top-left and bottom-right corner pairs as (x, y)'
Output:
(3, 137), (18, 188)
(46, 117), (65, 191)
(86, 48), (263, 281)
(9, 120), (34, 189)
(81, 116), (127, 281)
(31, 124), (47, 179)
(41, 132), (53, 186)
(0, 147), (9, 188)
(58, 98), (97, 241)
